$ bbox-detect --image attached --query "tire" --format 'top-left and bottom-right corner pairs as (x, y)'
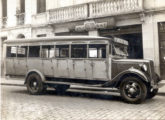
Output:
(147, 88), (158, 99)
(55, 84), (70, 94)
(120, 77), (147, 104)
(26, 73), (46, 95)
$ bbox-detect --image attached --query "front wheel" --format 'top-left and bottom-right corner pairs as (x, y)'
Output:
(120, 77), (147, 104)
(26, 73), (46, 95)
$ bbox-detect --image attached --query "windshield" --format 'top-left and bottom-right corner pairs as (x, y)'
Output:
(112, 44), (128, 57)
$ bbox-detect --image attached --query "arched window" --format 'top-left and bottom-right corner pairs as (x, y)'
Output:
(17, 34), (25, 39)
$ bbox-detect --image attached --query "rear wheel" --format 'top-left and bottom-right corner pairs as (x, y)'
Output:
(26, 73), (46, 95)
(120, 77), (147, 104)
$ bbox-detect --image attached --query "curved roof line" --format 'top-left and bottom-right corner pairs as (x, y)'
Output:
(5, 36), (111, 44)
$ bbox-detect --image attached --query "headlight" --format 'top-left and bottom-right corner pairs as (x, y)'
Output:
(141, 64), (148, 72)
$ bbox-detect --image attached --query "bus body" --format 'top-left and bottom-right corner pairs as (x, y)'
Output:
(4, 36), (161, 104)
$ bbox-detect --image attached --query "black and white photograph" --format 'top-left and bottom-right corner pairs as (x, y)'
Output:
(0, 0), (165, 119)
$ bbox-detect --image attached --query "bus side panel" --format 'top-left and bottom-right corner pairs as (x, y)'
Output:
(42, 59), (54, 77)
(52, 59), (57, 77)
(27, 58), (43, 73)
(6, 58), (15, 75)
(55, 59), (69, 77)
(68, 59), (74, 78)
(85, 60), (93, 80)
(73, 60), (86, 78)
(14, 58), (27, 75)
(92, 60), (108, 80)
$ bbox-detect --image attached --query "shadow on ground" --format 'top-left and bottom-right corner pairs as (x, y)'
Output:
(9, 87), (122, 102)
(47, 90), (122, 102)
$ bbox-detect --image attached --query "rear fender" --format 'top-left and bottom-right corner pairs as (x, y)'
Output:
(24, 69), (45, 84)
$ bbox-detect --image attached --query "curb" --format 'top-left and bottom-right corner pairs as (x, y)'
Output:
(1, 83), (25, 87)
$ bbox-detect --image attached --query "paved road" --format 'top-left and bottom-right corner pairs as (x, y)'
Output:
(1, 85), (165, 120)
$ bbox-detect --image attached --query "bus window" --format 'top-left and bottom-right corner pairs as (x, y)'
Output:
(17, 46), (28, 57)
(71, 45), (87, 58)
(29, 46), (40, 57)
(89, 44), (106, 58)
(41, 45), (55, 58)
(55, 45), (69, 58)
(6, 46), (17, 57)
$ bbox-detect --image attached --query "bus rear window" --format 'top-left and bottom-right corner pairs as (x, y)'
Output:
(6, 46), (17, 57)
(29, 46), (40, 57)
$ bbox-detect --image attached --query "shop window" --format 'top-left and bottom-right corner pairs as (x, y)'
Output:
(17, 46), (28, 57)
(41, 45), (55, 58)
(89, 44), (106, 58)
(55, 45), (69, 58)
(6, 46), (17, 57)
(71, 45), (87, 58)
(37, 0), (46, 13)
(29, 46), (40, 57)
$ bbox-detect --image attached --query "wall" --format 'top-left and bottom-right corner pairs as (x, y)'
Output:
(7, 0), (17, 27)
(142, 12), (165, 75)
(144, 0), (165, 10)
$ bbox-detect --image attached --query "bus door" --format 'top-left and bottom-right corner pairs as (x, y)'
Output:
(27, 46), (43, 73)
(88, 44), (108, 80)
(41, 45), (54, 76)
(71, 44), (87, 79)
(53, 45), (69, 77)
(15, 46), (28, 75)
(6, 46), (16, 75)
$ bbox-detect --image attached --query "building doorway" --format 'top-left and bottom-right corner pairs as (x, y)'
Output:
(158, 22), (165, 79)
(99, 25), (143, 59)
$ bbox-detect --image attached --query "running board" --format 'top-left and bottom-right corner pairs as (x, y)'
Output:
(44, 80), (119, 93)
(67, 89), (120, 96)
(44, 81), (104, 87)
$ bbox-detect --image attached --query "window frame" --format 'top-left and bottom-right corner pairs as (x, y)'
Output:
(55, 44), (70, 59)
(41, 45), (55, 59)
(71, 44), (87, 59)
(88, 43), (107, 59)
(28, 45), (41, 58)
(6, 46), (17, 58)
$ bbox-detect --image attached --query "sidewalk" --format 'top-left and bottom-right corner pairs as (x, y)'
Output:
(0, 76), (25, 86)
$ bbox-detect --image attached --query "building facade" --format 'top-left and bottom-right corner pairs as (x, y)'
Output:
(0, 0), (165, 79)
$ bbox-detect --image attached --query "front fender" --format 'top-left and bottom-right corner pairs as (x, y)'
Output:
(103, 67), (149, 87)
(24, 69), (45, 84)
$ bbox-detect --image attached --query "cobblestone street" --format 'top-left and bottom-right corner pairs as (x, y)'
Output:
(1, 82), (165, 120)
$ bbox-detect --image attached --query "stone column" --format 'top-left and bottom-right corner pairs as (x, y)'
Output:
(0, 0), (2, 28)
(142, 14), (160, 75)
(16, 0), (21, 12)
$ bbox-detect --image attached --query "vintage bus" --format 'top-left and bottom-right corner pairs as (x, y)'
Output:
(4, 36), (161, 104)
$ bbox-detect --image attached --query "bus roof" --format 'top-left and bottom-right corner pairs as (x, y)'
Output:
(4, 36), (111, 44)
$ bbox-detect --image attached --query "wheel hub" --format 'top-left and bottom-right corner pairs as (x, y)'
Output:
(129, 88), (136, 94)
(125, 81), (140, 98)
(33, 82), (37, 87)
